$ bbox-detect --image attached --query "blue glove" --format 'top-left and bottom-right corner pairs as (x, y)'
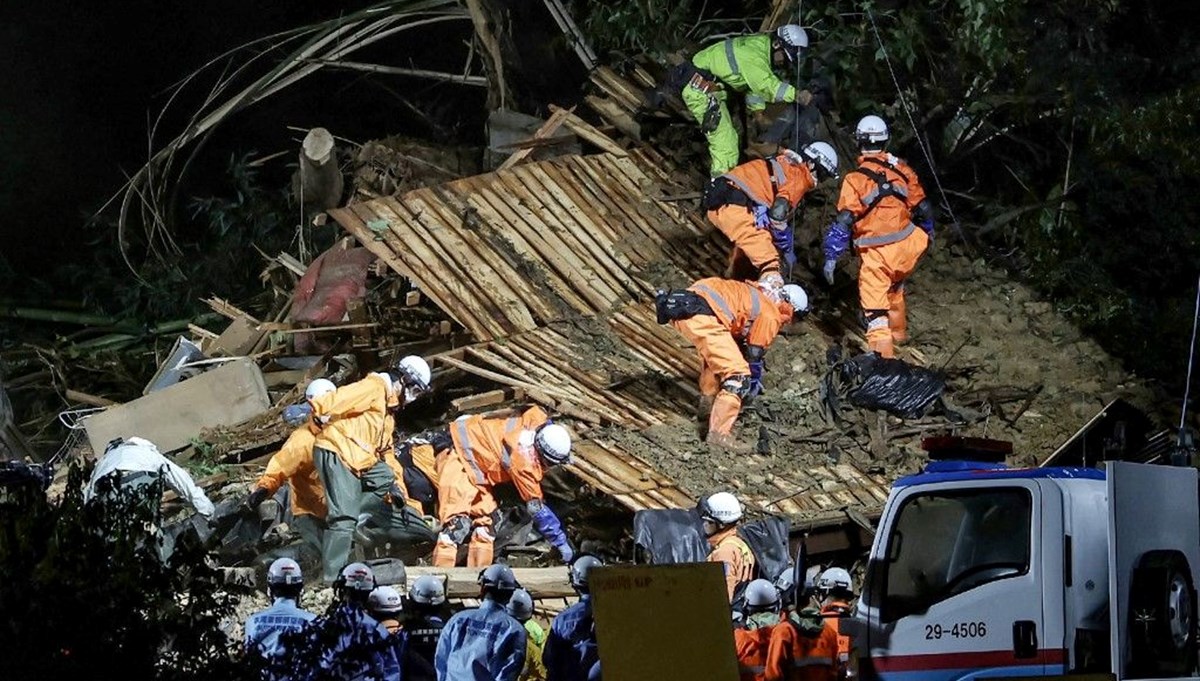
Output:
(531, 502), (572, 561)
(752, 204), (771, 229)
(747, 361), (765, 400)
(917, 217), (934, 247)
(772, 226), (796, 273)
(282, 403), (313, 426)
(823, 221), (851, 263)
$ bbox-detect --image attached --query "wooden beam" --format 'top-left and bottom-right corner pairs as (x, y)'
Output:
(498, 107), (574, 170)
(406, 566), (575, 599)
(549, 104), (627, 157)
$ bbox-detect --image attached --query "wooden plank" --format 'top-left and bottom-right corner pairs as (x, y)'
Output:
(210, 316), (266, 357)
(450, 388), (518, 415)
(403, 191), (536, 334)
(590, 67), (642, 111)
(549, 104), (628, 157)
(495, 337), (644, 426)
(459, 177), (598, 314)
(517, 164), (646, 300)
(82, 358), (270, 454)
(584, 94), (641, 139)
(406, 566), (575, 599)
(498, 107), (574, 170)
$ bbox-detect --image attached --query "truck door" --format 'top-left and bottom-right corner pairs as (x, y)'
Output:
(862, 480), (1058, 680)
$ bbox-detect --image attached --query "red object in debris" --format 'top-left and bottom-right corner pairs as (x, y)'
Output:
(290, 240), (377, 354)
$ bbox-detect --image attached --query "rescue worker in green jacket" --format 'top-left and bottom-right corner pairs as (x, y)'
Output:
(681, 25), (812, 176)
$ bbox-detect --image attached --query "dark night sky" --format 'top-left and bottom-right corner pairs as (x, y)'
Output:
(0, 1), (481, 293)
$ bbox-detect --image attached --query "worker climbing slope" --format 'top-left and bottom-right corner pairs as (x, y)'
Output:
(823, 115), (934, 358)
(658, 278), (809, 448)
(308, 355), (432, 582)
(679, 25), (813, 175)
(431, 405), (574, 567)
(704, 142), (839, 286)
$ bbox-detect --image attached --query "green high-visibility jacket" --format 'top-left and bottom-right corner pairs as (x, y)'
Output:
(691, 34), (798, 112)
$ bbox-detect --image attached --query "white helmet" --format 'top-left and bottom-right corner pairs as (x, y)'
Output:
(801, 141), (839, 180)
(700, 491), (743, 525)
(339, 562), (377, 594)
(855, 115), (889, 148)
(744, 578), (781, 611)
(396, 355), (432, 394)
(267, 557), (304, 586)
(305, 378), (336, 401)
(368, 585), (404, 615)
(409, 574), (447, 606)
(818, 567), (854, 593)
(775, 25), (809, 61)
(780, 284), (809, 314)
(506, 588), (534, 621)
(535, 423), (572, 466)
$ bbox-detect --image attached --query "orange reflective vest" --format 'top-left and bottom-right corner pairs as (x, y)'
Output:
(735, 625), (775, 681)
(254, 426), (326, 518)
(689, 277), (790, 349)
(819, 601), (852, 673)
(836, 152), (927, 251)
(766, 614), (839, 681)
(448, 405), (550, 501)
(721, 155), (816, 210)
(310, 373), (399, 473)
(708, 526), (756, 601)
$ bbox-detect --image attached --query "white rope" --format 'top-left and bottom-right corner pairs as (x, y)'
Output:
(1181, 275), (1200, 430)
(863, 5), (967, 245)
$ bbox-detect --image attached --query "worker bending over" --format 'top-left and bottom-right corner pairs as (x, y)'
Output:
(658, 278), (808, 448)
(308, 356), (432, 583)
(822, 115), (934, 358)
(704, 143), (839, 287)
(244, 378), (336, 555)
(432, 405), (574, 567)
(701, 492), (756, 601)
(678, 25), (813, 175)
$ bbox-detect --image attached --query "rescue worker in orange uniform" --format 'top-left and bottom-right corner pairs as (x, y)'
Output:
(816, 568), (855, 679)
(431, 405), (574, 568)
(704, 142), (839, 288)
(701, 492), (756, 601)
(734, 579), (784, 681)
(766, 605), (839, 681)
(658, 277), (809, 448)
(822, 115), (934, 358)
(243, 378), (336, 554)
(309, 356), (432, 583)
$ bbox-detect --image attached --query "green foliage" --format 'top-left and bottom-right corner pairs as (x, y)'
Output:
(0, 463), (255, 680)
(567, 0), (705, 57)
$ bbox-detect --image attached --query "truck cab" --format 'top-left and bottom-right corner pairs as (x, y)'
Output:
(852, 438), (1200, 680)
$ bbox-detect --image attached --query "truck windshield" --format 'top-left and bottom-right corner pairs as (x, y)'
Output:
(882, 487), (1031, 621)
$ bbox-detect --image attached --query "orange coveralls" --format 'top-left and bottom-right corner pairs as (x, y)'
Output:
(735, 623), (776, 681)
(819, 601), (853, 678)
(766, 614), (840, 681)
(708, 525), (756, 601)
(708, 155), (816, 280)
(253, 425), (326, 519)
(670, 278), (791, 437)
(836, 152), (929, 357)
(432, 405), (550, 567)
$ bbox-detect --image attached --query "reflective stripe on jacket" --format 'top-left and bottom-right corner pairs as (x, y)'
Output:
(836, 152), (928, 251)
(688, 277), (785, 349)
(720, 156), (816, 210)
(691, 34), (797, 112)
(448, 405), (550, 501)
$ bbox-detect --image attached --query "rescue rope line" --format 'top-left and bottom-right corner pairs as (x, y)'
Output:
(863, 5), (967, 246)
(1181, 275), (1200, 431)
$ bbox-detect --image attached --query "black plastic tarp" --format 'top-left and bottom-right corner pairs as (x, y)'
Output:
(633, 508), (709, 564)
(737, 515), (791, 583)
(842, 353), (946, 418)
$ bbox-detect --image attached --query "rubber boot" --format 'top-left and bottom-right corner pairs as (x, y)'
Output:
(432, 538), (459, 567)
(707, 392), (743, 437)
(466, 528), (494, 567)
(868, 335), (896, 359)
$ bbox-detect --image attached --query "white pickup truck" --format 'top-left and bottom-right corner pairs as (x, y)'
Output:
(849, 437), (1199, 680)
